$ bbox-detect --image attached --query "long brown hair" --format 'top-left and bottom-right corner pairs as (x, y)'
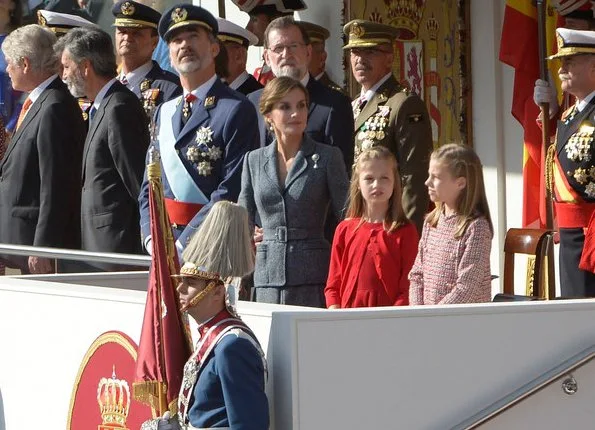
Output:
(346, 146), (408, 232)
(425, 143), (493, 238)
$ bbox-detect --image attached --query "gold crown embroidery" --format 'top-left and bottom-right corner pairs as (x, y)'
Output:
(350, 22), (364, 38)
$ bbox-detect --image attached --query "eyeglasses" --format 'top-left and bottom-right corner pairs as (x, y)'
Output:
(268, 42), (306, 55)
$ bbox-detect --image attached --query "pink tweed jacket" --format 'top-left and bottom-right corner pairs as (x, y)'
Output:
(409, 212), (492, 305)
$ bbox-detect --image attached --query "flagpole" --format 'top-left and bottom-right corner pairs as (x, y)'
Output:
(218, 0), (226, 18)
(536, 0), (556, 299)
(536, 0), (554, 230)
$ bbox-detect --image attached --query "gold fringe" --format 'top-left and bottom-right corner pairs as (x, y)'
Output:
(545, 143), (556, 193)
(133, 381), (167, 405)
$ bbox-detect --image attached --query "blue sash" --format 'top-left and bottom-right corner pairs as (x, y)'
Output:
(158, 98), (208, 204)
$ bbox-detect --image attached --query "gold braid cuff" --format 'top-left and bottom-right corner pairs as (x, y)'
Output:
(545, 143), (556, 193)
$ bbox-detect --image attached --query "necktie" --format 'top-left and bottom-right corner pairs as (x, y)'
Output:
(15, 97), (32, 131)
(89, 106), (97, 123)
(119, 75), (129, 86)
(182, 93), (197, 126)
(353, 94), (367, 118)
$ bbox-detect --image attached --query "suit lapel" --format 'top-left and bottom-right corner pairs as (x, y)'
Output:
(1, 79), (56, 167)
(175, 80), (225, 143)
(171, 96), (183, 138)
(263, 140), (281, 192)
(354, 76), (399, 131)
(284, 136), (315, 191)
(82, 82), (118, 173)
(306, 76), (316, 117)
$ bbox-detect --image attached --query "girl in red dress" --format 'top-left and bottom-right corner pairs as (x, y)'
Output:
(324, 146), (419, 308)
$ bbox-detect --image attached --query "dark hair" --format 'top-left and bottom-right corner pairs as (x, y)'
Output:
(259, 76), (309, 116)
(8, 0), (22, 31)
(58, 27), (117, 78)
(263, 16), (310, 49)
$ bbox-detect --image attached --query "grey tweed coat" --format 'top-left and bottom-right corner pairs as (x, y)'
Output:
(238, 135), (349, 288)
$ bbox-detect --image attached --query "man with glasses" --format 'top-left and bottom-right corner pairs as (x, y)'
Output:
(344, 19), (432, 234)
(248, 16), (354, 170)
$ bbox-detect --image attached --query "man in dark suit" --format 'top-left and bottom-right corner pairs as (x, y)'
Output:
(138, 4), (259, 254)
(58, 26), (149, 262)
(344, 19), (432, 234)
(112, 0), (181, 119)
(0, 24), (85, 273)
(217, 18), (262, 96)
(247, 16), (355, 170)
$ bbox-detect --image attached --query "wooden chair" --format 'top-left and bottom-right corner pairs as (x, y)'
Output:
(503, 228), (555, 299)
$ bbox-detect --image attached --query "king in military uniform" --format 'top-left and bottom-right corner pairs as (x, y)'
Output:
(547, 28), (595, 297)
(344, 19), (433, 233)
(112, 0), (181, 118)
(138, 4), (259, 254)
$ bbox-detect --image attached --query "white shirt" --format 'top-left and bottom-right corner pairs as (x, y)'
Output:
(119, 60), (153, 97)
(577, 90), (595, 112)
(92, 78), (118, 112)
(229, 71), (250, 91)
(359, 72), (392, 103)
(300, 73), (310, 88)
(22, 74), (59, 121)
(184, 74), (218, 107)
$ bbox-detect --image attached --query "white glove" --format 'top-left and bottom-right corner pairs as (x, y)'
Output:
(533, 78), (559, 118)
(144, 235), (153, 256)
(141, 411), (181, 430)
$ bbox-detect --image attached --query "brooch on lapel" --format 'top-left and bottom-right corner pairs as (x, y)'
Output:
(312, 153), (320, 169)
(185, 126), (222, 176)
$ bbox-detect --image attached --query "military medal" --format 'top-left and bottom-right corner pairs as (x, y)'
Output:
(185, 126), (221, 175)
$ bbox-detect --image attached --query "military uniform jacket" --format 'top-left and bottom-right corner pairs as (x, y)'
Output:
(238, 135), (349, 287)
(139, 78), (259, 249)
(81, 81), (149, 255)
(354, 75), (432, 233)
(234, 73), (263, 96)
(181, 310), (269, 429)
(0, 78), (85, 268)
(318, 71), (345, 94)
(136, 61), (182, 117)
(554, 99), (595, 212)
(248, 74), (355, 171)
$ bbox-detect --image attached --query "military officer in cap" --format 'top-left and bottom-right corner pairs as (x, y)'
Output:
(139, 4), (259, 254)
(37, 9), (96, 35)
(299, 20), (345, 93)
(113, 0), (181, 118)
(546, 28), (595, 297)
(344, 19), (432, 234)
(141, 201), (269, 430)
(216, 18), (262, 96)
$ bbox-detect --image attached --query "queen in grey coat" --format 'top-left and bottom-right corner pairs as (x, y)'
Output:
(238, 77), (349, 307)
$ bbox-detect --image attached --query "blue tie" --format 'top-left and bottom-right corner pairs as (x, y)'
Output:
(89, 106), (97, 122)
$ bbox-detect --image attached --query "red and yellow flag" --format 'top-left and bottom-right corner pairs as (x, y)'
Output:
(133, 154), (192, 416)
(499, 0), (559, 228)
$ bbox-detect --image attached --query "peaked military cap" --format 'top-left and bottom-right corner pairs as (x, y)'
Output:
(37, 9), (96, 34)
(555, 0), (595, 19)
(158, 4), (218, 41)
(112, 0), (161, 29)
(548, 28), (595, 59)
(299, 21), (330, 43)
(234, 0), (306, 14)
(217, 18), (258, 47)
(343, 19), (399, 50)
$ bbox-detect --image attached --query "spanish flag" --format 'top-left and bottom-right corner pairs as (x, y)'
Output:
(133, 152), (193, 417)
(499, 1), (559, 228)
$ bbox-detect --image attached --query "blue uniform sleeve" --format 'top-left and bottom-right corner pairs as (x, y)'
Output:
(216, 334), (269, 430)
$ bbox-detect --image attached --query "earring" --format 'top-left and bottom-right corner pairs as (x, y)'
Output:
(268, 122), (274, 132)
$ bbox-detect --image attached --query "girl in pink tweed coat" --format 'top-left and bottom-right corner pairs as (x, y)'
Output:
(409, 144), (493, 305)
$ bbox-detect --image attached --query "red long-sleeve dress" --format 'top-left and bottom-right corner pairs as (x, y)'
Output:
(324, 218), (419, 308)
